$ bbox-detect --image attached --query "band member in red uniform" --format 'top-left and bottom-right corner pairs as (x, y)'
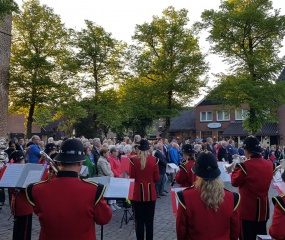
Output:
(176, 151), (240, 240)
(9, 150), (34, 240)
(175, 144), (196, 187)
(231, 136), (274, 240)
(26, 139), (112, 240)
(129, 139), (159, 240)
(269, 170), (285, 239)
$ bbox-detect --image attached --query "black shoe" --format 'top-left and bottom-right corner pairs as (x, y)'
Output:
(164, 190), (168, 193)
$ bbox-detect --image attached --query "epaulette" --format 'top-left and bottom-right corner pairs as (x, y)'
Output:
(175, 186), (194, 210)
(233, 192), (240, 211)
(82, 179), (106, 206)
(175, 190), (186, 210)
(236, 162), (247, 175)
(179, 163), (187, 173)
(129, 158), (134, 166)
(272, 194), (285, 211)
(224, 189), (240, 211)
(155, 158), (159, 165)
(25, 179), (50, 207)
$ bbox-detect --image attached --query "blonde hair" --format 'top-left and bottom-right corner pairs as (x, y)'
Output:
(138, 150), (148, 170)
(194, 177), (225, 211)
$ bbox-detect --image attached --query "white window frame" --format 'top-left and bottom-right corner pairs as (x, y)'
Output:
(200, 111), (213, 122)
(235, 109), (247, 120)
(216, 110), (230, 121)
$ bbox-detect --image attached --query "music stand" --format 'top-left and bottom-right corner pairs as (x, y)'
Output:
(120, 202), (133, 228)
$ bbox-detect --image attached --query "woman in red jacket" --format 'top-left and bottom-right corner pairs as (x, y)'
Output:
(175, 144), (196, 187)
(129, 139), (159, 240)
(269, 170), (285, 240)
(176, 151), (240, 240)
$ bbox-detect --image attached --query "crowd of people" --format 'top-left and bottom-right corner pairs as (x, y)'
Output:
(0, 134), (284, 240)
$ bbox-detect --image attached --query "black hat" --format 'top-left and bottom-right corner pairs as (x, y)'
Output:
(10, 150), (25, 163)
(243, 136), (262, 153)
(54, 139), (86, 163)
(192, 152), (221, 180)
(182, 144), (195, 154)
(138, 139), (150, 151)
(45, 143), (56, 154)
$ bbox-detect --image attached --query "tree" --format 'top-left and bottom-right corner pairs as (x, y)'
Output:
(73, 20), (127, 136)
(9, 0), (77, 137)
(0, 0), (18, 21)
(197, 0), (285, 133)
(131, 6), (208, 137)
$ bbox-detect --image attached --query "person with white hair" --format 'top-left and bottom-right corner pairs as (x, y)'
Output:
(92, 138), (101, 174)
(47, 137), (54, 144)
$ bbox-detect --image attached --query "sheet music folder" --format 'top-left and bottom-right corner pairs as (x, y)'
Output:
(0, 163), (46, 188)
(88, 176), (134, 199)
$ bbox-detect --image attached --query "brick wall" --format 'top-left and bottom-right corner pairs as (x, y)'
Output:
(0, 15), (12, 138)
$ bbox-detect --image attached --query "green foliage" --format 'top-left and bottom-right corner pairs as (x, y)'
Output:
(73, 20), (127, 94)
(9, 0), (78, 137)
(131, 6), (208, 135)
(0, 0), (18, 21)
(33, 106), (53, 127)
(197, 0), (285, 133)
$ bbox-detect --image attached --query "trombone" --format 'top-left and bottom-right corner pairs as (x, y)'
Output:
(40, 151), (59, 174)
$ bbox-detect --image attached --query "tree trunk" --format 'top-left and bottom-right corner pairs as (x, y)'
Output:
(0, 15), (12, 139)
(27, 102), (36, 138)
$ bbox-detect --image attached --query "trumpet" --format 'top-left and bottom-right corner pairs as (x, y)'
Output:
(273, 159), (285, 175)
(40, 151), (59, 174)
(224, 155), (246, 173)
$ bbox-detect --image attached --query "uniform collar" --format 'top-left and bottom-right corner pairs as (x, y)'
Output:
(56, 171), (78, 178)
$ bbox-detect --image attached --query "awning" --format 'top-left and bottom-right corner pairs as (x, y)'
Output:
(221, 121), (278, 136)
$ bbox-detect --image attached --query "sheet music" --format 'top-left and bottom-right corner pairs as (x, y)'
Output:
(105, 177), (134, 198)
(0, 164), (25, 187)
(218, 162), (231, 182)
(273, 169), (284, 182)
(171, 187), (186, 214)
(22, 170), (43, 188)
(80, 166), (88, 176)
(88, 176), (110, 185)
(166, 163), (179, 173)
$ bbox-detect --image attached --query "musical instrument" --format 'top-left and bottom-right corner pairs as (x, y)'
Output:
(40, 151), (59, 174)
(273, 159), (285, 175)
(224, 154), (246, 173)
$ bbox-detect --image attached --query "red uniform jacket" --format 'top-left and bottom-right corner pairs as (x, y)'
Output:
(269, 194), (285, 240)
(26, 171), (112, 240)
(10, 189), (33, 216)
(108, 155), (122, 177)
(231, 157), (274, 221)
(176, 187), (240, 240)
(129, 155), (159, 201)
(175, 160), (196, 187)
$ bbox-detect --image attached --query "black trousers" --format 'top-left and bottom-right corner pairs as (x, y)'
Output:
(133, 201), (156, 240)
(13, 214), (32, 240)
(241, 219), (267, 240)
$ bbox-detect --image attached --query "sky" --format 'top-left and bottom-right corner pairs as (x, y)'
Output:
(14, 0), (285, 95)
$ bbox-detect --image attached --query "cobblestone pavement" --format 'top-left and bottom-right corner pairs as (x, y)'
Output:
(0, 179), (279, 240)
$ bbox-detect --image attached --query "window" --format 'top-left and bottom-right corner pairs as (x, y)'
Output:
(216, 111), (230, 121)
(201, 131), (212, 140)
(200, 111), (212, 121)
(235, 109), (248, 120)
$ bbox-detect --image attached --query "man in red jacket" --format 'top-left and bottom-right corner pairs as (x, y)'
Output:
(26, 138), (112, 240)
(231, 136), (274, 240)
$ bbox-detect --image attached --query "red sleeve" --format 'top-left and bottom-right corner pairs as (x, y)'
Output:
(129, 160), (135, 179)
(176, 202), (188, 240)
(94, 196), (112, 225)
(230, 207), (240, 240)
(269, 204), (285, 239)
(175, 168), (187, 185)
(231, 166), (246, 187)
(153, 163), (159, 182)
